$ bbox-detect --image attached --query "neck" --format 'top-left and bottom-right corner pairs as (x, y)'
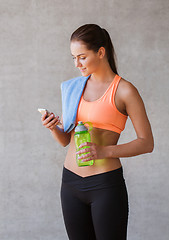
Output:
(90, 61), (116, 83)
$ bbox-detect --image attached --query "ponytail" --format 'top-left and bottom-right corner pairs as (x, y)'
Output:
(101, 28), (118, 75)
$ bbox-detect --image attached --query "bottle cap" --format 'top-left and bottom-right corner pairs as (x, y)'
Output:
(75, 121), (88, 132)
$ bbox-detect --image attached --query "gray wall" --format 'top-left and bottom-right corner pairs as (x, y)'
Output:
(0, 0), (168, 239)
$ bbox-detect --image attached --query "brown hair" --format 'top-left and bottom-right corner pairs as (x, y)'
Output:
(70, 24), (118, 74)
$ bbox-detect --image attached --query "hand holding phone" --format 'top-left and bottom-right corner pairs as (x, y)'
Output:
(38, 108), (62, 130)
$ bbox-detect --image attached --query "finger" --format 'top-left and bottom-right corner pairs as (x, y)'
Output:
(76, 147), (91, 155)
(46, 116), (59, 128)
(49, 119), (61, 129)
(81, 156), (95, 162)
(51, 114), (61, 124)
(41, 111), (48, 121)
(49, 121), (61, 130)
(77, 152), (91, 159)
(48, 112), (55, 119)
(42, 113), (55, 125)
(42, 112), (53, 124)
(79, 142), (92, 148)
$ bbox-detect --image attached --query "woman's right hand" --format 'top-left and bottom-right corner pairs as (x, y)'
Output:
(41, 111), (61, 131)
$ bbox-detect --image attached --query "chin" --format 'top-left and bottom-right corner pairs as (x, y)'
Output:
(80, 70), (91, 77)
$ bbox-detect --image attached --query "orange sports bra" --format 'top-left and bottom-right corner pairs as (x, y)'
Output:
(76, 74), (128, 134)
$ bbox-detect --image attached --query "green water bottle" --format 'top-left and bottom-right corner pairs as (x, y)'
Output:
(74, 121), (94, 167)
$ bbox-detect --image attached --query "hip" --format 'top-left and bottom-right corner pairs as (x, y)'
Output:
(62, 166), (126, 191)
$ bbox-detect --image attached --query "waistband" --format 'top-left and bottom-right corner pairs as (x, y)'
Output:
(62, 167), (125, 191)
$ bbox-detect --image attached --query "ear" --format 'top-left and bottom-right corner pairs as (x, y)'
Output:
(98, 47), (106, 59)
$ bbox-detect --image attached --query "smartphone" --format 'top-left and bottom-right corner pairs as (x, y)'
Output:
(38, 108), (51, 117)
(38, 108), (62, 126)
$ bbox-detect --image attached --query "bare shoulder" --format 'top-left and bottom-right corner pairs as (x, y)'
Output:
(117, 76), (148, 120)
(115, 76), (146, 116)
(117, 77), (142, 103)
(114, 77), (142, 116)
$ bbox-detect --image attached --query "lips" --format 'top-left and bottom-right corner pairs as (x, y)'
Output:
(80, 68), (86, 72)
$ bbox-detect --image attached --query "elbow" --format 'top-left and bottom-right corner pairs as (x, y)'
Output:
(62, 143), (69, 147)
(139, 137), (154, 154)
(62, 138), (71, 147)
(146, 139), (154, 153)
(61, 141), (70, 147)
(147, 144), (154, 153)
(61, 132), (71, 147)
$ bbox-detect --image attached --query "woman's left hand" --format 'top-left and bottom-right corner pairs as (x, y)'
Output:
(76, 142), (107, 162)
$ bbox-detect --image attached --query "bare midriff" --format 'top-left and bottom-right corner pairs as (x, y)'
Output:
(64, 127), (122, 177)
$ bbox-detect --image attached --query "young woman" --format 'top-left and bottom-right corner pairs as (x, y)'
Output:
(41, 24), (154, 240)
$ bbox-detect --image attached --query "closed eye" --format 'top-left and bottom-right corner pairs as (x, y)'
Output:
(72, 56), (86, 60)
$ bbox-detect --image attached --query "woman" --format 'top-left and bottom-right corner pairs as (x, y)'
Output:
(41, 24), (154, 240)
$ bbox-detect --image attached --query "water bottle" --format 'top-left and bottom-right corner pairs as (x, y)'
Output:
(74, 121), (94, 167)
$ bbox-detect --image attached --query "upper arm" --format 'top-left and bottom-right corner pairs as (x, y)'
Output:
(121, 81), (153, 143)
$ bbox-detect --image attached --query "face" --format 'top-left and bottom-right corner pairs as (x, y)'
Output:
(70, 40), (102, 76)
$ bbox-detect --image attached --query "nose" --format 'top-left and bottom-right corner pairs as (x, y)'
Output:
(74, 58), (82, 68)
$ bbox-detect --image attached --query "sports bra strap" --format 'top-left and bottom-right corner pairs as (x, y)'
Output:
(111, 75), (121, 106)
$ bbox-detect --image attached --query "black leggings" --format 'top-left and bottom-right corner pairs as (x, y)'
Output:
(60, 167), (129, 240)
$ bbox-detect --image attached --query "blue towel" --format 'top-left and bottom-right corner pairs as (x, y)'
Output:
(61, 75), (91, 133)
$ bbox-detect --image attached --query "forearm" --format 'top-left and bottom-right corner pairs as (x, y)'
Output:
(106, 137), (154, 159)
(50, 126), (71, 147)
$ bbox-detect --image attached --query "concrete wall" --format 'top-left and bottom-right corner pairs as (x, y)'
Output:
(0, 0), (168, 239)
